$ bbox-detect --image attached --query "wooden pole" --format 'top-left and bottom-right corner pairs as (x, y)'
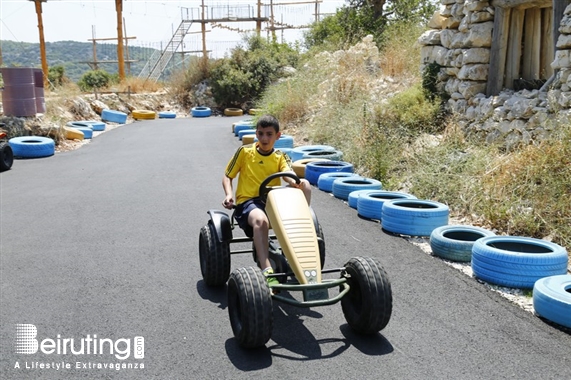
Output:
(30, 0), (49, 87)
(257, 0), (262, 35)
(115, 0), (125, 81)
(201, 0), (208, 72)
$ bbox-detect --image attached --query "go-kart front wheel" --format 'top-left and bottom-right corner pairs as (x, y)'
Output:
(228, 267), (273, 348)
(341, 256), (392, 334)
(199, 222), (230, 286)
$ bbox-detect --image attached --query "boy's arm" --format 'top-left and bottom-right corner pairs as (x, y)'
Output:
(222, 175), (234, 209)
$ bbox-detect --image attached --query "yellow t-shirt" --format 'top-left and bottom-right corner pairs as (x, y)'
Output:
(225, 143), (292, 204)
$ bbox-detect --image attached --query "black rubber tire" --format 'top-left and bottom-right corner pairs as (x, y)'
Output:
(228, 267), (273, 348)
(0, 142), (14, 171)
(316, 224), (326, 268)
(199, 222), (231, 286)
(341, 256), (392, 334)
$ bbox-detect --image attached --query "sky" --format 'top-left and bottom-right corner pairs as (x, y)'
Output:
(1, 0), (346, 58)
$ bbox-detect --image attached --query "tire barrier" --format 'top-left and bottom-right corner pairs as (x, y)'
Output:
(132, 110), (156, 120)
(291, 158), (329, 178)
(429, 225), (495, 262)
(242, 135), (256, 145)
(533, 275), (571, 329)
(191, 106), (212, 117)
(69, 120), (106, 131)
(232, 119), (254, 133)
(471, 236), (568, 289)
(381, 199), (449, 237)
(234, 122), (255, 136)
(248, 108), (263, 115)
(332, 177), (382, 201)
(67, 120), (106, 132)
(290, 145), (335, 162)
(158, 111), (177, 119)
(357, 191), (417, 221)
(101, 109), (127, 124)
(9, 136), (55, 158)
(63, 126), (84, 140)
(224, 108), (243, 116)
(302, 149), (343, 161)
(318, 172), (359, 193)
(74, 127), (93, 139)
(348, 190), (375, 209)
(304, 161), (354, 185)
(238, 129), (256, 140)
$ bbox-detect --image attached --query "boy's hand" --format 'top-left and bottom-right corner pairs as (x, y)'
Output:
(222, 196), (235, 209)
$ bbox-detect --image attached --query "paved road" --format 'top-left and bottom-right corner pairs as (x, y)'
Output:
(1, 116), (569, 379)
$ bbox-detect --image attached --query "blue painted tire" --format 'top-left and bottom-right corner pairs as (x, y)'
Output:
(232, 119), (254, 133)
(290, 145), (335, 162)
(381, 199), (449, 237)
(429, 225), (495, 262)
(348, 190), (376, 209)
(304, 161), (354, 185)
(74, 120), (107, 132)
(471, 236), (569, 289)
(158, 111), (176, 119)
(533, 275), (571, 329)
(75, 127), (93, 139)
(191, 106), (212, 117)
(318, 172), (359, 193)
(332, 177), (382, 201)
(234, 122), (255, 136)
(101, 109), (127, 124)
(302, 149), (343, 161)
(9, 136), (55, 158)
(274, 135), (294, 149)
(238, 129), (256, 140)
(69, 120), (106, 131)
(357, 191), (417, 221)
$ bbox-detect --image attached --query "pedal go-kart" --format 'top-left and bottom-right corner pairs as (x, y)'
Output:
(0, 131), (14, 172)
(199, 173), (392, 348)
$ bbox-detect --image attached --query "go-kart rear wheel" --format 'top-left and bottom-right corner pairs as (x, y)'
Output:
(199, 222), (230, 286)
(341, 256), (392, 334)
(228, 267), (273, 348)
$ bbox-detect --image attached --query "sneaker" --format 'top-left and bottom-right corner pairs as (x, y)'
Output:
(263, 268), (280, 288)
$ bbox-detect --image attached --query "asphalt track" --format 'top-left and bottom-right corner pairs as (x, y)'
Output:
(1, 116), (569, 379)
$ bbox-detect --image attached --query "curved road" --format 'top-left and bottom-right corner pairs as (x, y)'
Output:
(1, 116), (569, 379)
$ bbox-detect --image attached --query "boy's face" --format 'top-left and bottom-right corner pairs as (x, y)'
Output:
(256, 126), (281, 153)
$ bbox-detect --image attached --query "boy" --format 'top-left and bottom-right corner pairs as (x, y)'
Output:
(222, 115), (311, 286)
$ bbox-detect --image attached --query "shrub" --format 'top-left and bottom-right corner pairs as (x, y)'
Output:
(77, 70), (112, 91)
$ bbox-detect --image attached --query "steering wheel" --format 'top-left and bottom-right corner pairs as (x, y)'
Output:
(258, 172), (301, 202)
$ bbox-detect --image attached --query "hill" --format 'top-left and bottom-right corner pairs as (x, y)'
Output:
(1, 40), (159, 82)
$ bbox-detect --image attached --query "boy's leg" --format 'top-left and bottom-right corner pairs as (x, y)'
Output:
(248, 208), (272, 270)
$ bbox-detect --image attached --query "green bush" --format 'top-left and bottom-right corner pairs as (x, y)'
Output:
(78, 69), (112, 91)
(209, 35), (300, 107)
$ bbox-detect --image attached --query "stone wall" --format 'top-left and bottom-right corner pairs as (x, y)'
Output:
(418, 0), (571, 149)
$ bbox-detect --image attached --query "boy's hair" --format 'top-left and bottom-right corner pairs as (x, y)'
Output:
(256, 115), (280, 133)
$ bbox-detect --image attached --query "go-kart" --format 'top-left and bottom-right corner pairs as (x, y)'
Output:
(199, 172), (392, 348)
(0, 131), (14, 172)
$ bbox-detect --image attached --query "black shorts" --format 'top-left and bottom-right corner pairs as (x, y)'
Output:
(234, 198), (266, 238)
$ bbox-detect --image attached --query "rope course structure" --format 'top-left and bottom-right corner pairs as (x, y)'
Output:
(137, 0), (326, 82)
